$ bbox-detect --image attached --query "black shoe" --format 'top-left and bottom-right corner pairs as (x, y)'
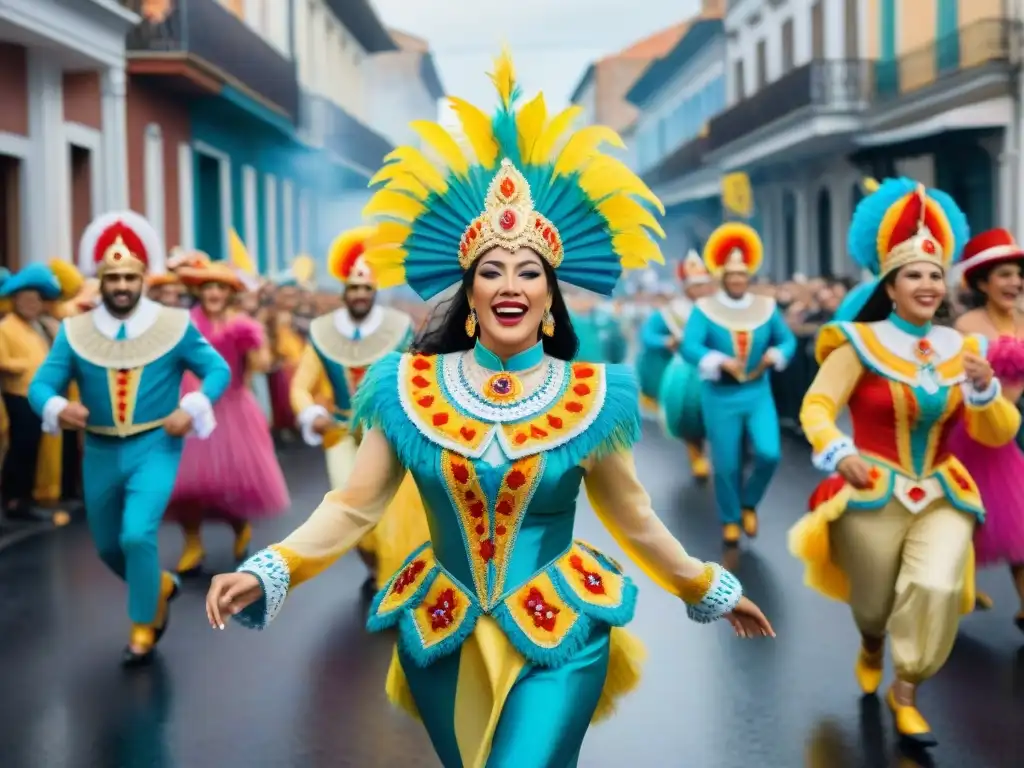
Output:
(121, 645), (155, 667)
(154, 577), (181, 645)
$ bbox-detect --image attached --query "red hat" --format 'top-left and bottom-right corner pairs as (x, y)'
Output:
(957, 229), (1024, 281)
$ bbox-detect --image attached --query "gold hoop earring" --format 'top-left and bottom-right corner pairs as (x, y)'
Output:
(541, 308), (555, 337)
(465, 308), (478, 337)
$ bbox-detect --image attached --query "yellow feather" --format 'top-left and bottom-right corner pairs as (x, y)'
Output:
(409, 121), (469, 177)
(363, 245), (408, 271)
(489, 47), (516, 109)
(553, 126), (626, 176)
(367, 221), (412, 249)
(447, 96), (499, 167)
(580, 156), (665, 215)
(612, 232), (665, 266)
(362, 190), (426, 222)
(371, 148), (448, 194)
(596, 195), (666, 239)
(530, 105), (582, 164)
(516, 92), (547, 164)
(385, 174), (430, 201)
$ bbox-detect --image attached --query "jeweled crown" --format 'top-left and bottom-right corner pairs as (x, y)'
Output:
(458, 160), (563, 270)
(884, 225), (944, 274)
(680, 250), (710, 284)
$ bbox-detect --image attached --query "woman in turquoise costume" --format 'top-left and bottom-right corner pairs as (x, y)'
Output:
(206, 53), (773, 768)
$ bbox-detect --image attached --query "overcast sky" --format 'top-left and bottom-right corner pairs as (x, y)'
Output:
(370, 0), (700, 118)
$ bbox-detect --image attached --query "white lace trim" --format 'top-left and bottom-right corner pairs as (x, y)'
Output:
(686, 563), (743, 624)
(439, 352), (567, 423)
(234, 549), (290, 630)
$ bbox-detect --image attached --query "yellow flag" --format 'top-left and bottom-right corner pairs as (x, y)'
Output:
(721, 172), (753, 219)
(229, 229), (255, 275)
(292, 254), (316, 284)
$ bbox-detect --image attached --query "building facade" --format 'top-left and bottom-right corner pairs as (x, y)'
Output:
(0, 0), (139, 271)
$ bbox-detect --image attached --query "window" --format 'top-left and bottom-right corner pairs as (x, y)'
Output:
(811, 1), (824, 59)
(734, 59), (745, 100)
(756, 40), (767, 88)
(781, 19), (795, 72)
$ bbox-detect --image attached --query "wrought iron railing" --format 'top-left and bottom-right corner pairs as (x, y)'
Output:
(707, 60), (871, 151)
(874, 18), (1014, 101)
(121, 0), (299, 121)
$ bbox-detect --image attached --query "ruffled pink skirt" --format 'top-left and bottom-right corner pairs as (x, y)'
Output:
(947, 422), (1024, 566)
(166, 381), (290, 525)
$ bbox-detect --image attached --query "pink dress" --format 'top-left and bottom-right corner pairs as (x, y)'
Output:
(947, 335), (1024, 565)
(165, 308), (290, 525)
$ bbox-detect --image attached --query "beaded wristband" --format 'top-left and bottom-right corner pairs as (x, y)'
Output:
(685, 563), (743, 624)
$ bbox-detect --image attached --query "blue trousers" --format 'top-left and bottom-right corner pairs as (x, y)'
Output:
(83, 429), (183, 624)
(700, 377), (781, 525)
(401, 625), (611, 767)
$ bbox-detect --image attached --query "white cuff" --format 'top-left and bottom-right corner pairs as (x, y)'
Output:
(811, 436), (858, 473)
(179, 391), (216, 439)
(765, 347), (788, 372)
(41, 396), (70, 435)
(964, 378), (1001, 407)
(234, 548), (291, 630)
(686, 563), (743, 624)
(697, 351), (729, 381)
(297, 405), (330, 446)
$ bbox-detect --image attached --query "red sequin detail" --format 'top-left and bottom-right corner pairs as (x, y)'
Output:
(450, 462), (469, 484)
(392, 560), (425, 595)
(949, 467), (971, 491)
(574, 366), (594, 379)
(565, 402), (583, 413)
(907, 486), (926, 503)
(523, 587), (559, 631)
(530, 424), (548, 438)
(427, 588), (457, 630)
(412, 357), (431, 370)
(499, 210), (516, 230)
(506, 470), (526, 490)
(460, 426), (477, 441)
(500, 178), (516, 198)
(495, 497), (513, 516)
(417, 395), (434, 408)
(469, 501), (485, 518)
(921, 239), (936, 254)
(412, 375), (430, 389)
(514, 432), (528, 445)
(547, 414), (563, 429)
(479, 539), (495, 561)
(432, 412), (449, 426)
(569, 554), (607, 595)
(573, 383), (591, 396)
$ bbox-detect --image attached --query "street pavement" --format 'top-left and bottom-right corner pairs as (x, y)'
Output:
(0, 426), (1022, 767)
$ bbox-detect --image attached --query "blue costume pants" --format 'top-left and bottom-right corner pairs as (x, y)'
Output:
(82, 429), (183, 625)
(700, 377), (781, 525)
(401, 625), (611, 767)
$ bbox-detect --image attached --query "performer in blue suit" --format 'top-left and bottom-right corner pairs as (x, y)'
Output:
(29, 211), (231, 665)
(682, 223), (796, 545)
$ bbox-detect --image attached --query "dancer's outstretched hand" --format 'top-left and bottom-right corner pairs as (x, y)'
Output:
(206, 572), (261, 630)
(725, 596), (775, 639)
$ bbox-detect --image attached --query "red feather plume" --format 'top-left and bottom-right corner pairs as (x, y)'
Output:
(338, 241), (366, 280)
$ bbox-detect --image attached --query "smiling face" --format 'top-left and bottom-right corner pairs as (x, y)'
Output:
(198, 281), (232, 316)
(977, 260), (1023, 313)
(100, 272), (144, 317)
(344, 282), (375, 320)
(470, 246), (549, 359)
(722, 271), (750, 299)
(887, 261), (947, 325)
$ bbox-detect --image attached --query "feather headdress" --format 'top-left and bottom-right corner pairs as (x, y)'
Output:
(361, 49), (665, 300)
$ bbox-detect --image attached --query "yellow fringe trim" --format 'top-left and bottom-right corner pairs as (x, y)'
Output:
(384, 626), (647, 724)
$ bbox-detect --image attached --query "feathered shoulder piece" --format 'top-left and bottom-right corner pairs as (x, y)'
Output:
(362, 49), (666, 300)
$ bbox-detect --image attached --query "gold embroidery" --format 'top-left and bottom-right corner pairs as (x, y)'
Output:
(441, 450), (490, 605)
(410, 571), (472, 650)
(308, 307), (410, 368)
(405, 355), (490, 454)
(504, 572), (580, 649)
(490, 454), (544, 603)
(64, 307), (190, 369)
(696, 294), (775, 332)
(106, 367), (143, 435)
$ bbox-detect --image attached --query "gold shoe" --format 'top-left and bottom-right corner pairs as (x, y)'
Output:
(855, 644), (884, 695)
(723, 523), (741, 546)
(233, 522), (252, 562)
(153, 571), (180, 644)
(741, 508), (758, 537)
(975, 590), (994, 610)
(122, 624), (156, 666)
(687, 444), (710, 480)
(176, 530), (205, 575)
(886, 688), (937, 748)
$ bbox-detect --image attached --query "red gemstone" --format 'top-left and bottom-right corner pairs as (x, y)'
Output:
(569, 554), (607, 595)
(500, 178), (516, 197)
(907, 486), (926, 503)
(921, 239), (936, 254)
(523, 587), (559, 631)
(427, 588), (458, 631)
(499, 209), (516, 230)
(479, 539), (495, 561)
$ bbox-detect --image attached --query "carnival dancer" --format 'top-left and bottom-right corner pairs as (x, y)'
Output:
(789, 179), (1020, 749)
(655, 251), (716, 479)
(290, 225), (425, 591)
(207, 52), (773, 768)
(166, 259), (289, 576)
(28, 211), (231, 665)
(0, 264), (63, 520)
(947, 228), (1024, 630)
(267, 270), (305, 438)
(682, 226), (795, 544)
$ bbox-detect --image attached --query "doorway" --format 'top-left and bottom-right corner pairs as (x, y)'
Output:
(195, 151), (223, 260)
(69, 145), (92, 251)
(0, 154), (20, 271)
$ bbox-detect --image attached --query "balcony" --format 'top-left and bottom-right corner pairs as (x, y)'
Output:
(874, 18), (1014, 102)
(708, 60), (871, 151)
(300, 93), (394, 179)
(121, 0), (299, 123)
(643, 133), (711, 187)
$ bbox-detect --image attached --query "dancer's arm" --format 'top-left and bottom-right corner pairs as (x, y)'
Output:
(959, 335), (1021, 446)
(27, 325), (76, 434)
(680, 308), (728, 380)
(763, 306), (797, 371)
(639, 311), (672, 349)
(290, 344), (332, 446)
(0, 321), (31, 376)
(799, 343), (864, 472)
(583, 451), (742, 623)
(177, 322), (231, 438)
(232, 428), (405, 628)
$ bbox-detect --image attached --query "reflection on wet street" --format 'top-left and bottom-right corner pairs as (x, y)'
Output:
(1, 428), (1022, 767)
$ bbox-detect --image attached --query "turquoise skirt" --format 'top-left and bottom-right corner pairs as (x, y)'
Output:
(571, 314), (604, 363)
(658, 356), (704, 443)
(635, 348), (671, 402)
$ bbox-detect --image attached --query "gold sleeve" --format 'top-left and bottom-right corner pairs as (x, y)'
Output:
(800, 343), (863, 455)
(270, 427), (406, 586)
(963, 385), (1022, 447)
(583, 449), (719, 603)
(290, 344), (328, 417)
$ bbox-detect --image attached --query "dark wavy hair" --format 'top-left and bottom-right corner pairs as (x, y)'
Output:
(413, 259), (579, 360)
(962, 258), (1024, 309)
(854, 266), (954, 325)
